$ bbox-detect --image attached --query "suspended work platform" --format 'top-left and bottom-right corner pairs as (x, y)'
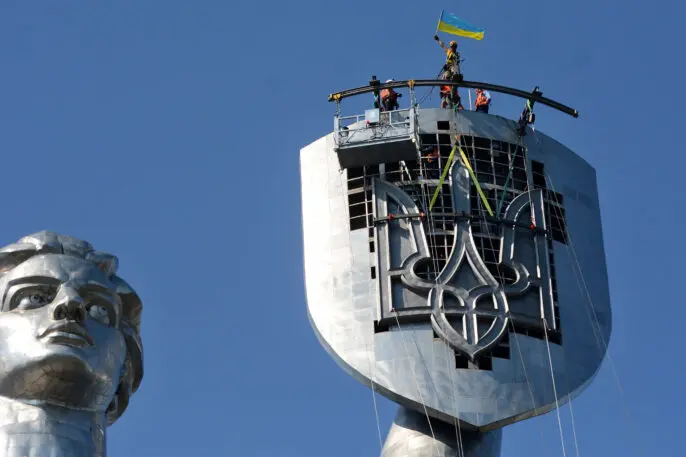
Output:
(330, 78), (578, 169)
(334, 107), (418, 168)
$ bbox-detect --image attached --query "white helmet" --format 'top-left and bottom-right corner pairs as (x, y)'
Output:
(385, 79), (394, 83)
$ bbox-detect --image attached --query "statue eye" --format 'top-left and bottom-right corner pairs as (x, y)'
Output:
(16, 290), (55, 309)
(87, 303), (111, 326)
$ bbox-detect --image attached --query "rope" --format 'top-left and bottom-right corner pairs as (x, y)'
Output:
(474, 139), (551, 454)
(387, 155), (444, 457)
(567, 388), (582, 457)
(522, 143), (537, 229)
(338, 169), (384, 452)
(417, 68), (445, 106)
(414, 141), (443, 283)
(446, 114), (466, 457)
(536, 171), (585, 457)
(542, 169), (647, 457)
(445, 349), (466, 457)
(391, 311), (441, 457)
(494, 140), (522, 217)
(543, 319), (568, 457)
(457, 144), (494, 216)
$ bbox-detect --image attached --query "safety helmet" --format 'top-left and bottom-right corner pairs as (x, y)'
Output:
(449, 40), (457, 47)
(385, 79), (394, 83)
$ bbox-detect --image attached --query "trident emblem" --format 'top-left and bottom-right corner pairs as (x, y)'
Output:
(373, 156), (554, 360)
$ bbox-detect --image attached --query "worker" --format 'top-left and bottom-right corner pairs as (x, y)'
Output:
(440, 84), (463, 111)
(433, 35), (462, 81)
(373, 91), (380, 109)
(517, 103), (536, 136)
(380, 79), (402, 112)
(474, 89), (491, 114)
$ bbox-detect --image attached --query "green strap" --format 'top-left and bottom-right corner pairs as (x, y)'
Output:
(429, 145), (457, 210)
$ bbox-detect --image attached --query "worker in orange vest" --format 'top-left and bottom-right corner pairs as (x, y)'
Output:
(474, 88), (491, 114)
(440, 85), (463, 111)
(380, 79), (402, 112)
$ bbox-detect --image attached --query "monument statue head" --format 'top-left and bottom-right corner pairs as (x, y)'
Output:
(0, 231), (143, 425)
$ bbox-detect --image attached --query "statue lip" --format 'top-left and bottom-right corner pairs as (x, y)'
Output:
(40, 322), (94, 347)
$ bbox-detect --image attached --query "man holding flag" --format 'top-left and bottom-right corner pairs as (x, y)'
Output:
(433, 11), (485, 81)
(433, 35), (461, 81)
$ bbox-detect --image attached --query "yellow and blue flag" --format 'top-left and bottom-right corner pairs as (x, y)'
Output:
(437, 11), (485, 41)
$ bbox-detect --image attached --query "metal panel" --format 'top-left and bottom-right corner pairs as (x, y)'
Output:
(381, 407), (502, 457)
(337, 136), (419, 168)
(300, 109), (611, 430)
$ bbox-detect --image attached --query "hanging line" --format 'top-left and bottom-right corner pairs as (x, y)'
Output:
(390, 314), (441, 457)
(496, 94), (538, 222)
(337, 169), (384, 451)
(543, 170), (647, 457)
(428, 138), (494, 216)
(442, 116), (466, 457)
(495, 138), (523, 217)
(416, 145), (443, 283)
(457, 142), (494, 216)
(388, 145), (445, 457)
(473, 137), (554, 454)
(543, 319), (569, 457)
(539, 173), (584, 457)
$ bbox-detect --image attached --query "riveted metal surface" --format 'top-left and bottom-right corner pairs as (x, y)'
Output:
(0, 231), (143, 457)
(301, 109), (611, 431)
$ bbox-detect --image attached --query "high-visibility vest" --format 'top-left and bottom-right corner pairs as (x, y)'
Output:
(476, 92), (490, 107)
(446, 49), (459, 66)
(381, 88), (395, 100)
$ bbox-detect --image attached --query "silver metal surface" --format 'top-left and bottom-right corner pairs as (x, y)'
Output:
(382, 407), (501, 457)
(300, 109), (612, 431)
(374, 172), (554, 361)
(0, 231), (143, 457)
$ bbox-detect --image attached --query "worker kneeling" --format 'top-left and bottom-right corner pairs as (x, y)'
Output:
(475, 88), (491, 114)
(380, 79), (402, 112)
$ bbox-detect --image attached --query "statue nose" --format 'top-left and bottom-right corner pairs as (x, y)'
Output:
(53, 298), (86, 322)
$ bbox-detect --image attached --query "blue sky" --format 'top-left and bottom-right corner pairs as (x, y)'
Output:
(0, 1), (682, 456)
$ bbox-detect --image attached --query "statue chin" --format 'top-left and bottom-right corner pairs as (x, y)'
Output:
(0, 354), (117, 411)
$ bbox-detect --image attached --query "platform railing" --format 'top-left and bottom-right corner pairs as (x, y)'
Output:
(334, 107), (415, 149)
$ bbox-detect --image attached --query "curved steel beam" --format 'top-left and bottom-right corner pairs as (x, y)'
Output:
(328, 79), (579, 118)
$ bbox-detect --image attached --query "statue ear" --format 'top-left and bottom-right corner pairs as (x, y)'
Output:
(106, 354), (134, 425)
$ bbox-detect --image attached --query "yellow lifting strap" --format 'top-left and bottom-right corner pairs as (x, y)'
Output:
(458, 146), (494, 216)
(429, 145), (456, 211)
(428, 141), (494, 217)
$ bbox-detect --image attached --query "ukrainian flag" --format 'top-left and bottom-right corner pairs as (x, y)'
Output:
(437, 11), (485, 41)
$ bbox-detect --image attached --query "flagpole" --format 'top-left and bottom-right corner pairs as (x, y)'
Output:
(435, 9), (444, 35)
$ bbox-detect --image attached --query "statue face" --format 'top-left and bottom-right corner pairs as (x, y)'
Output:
(0, 253), (126, 410)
